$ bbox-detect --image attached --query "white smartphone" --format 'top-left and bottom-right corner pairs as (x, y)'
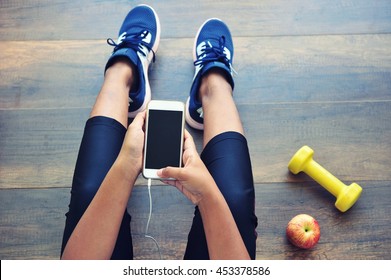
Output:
(142, 100), (185, 180)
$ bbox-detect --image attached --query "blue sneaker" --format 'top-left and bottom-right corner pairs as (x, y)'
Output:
(105, 4), (160, 118)
(186, 18), (235, 130)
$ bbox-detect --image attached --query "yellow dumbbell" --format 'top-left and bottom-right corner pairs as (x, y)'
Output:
(288, 146), (362, 212)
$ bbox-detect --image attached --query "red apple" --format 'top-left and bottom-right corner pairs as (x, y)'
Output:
(286, 214), (320, 249)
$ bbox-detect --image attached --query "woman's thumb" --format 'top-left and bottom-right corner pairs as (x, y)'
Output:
(157, 166), (182, 180)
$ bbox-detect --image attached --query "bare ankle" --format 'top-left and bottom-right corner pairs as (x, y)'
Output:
(105, 59), (136, 89)
(199, 69), (233, 100)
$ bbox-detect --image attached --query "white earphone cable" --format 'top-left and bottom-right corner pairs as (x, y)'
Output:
(145, 178), (162, 259)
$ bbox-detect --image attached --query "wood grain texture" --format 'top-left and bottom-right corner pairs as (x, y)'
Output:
(0, 188), (69, 259)
(0, 0), (390, 260)
(1, 0), (391, 40)
(254, 181), (391, 260)
(1, 101), (390, 189)
(1, 35), (390, 109)
(1, 182), (390, 260)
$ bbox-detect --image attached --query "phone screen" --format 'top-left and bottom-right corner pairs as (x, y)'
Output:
(145, 109), (183, 169)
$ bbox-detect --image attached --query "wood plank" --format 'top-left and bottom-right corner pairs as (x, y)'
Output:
(0, 40), (106, 110)
(1, 0), (391, 41)
(1, 34), (390, 110)
(234, 34), (391, 105)
(0, 108), (88, 189)
(1, 0), (391, 262)
(253, 181), (391, 260)
(1, 100), (390, 189)
(1, 181), (389, 260)
(243, 101), (391, 184)
(0, 188), (69, 259)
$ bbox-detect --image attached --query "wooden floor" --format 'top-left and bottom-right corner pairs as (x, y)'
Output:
(1, 0), (390, 260)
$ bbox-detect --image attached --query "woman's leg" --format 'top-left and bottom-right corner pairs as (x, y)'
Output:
(61, 60), (135, 259)
(184, 70), (258, 259)
(61, 4), (160, 259)
(90, 59), (135, 128)
(199, 68), (244, 146)
(184, 18), (257, 259)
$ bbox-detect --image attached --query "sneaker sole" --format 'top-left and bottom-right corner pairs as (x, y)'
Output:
(185, 97), (204, 130)
(128, 4), (161, 118)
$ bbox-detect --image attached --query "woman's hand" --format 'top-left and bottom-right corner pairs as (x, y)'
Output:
(157, 130), (217, 205)
(117, 111), (146, 178)
(158, 130), (251, 260)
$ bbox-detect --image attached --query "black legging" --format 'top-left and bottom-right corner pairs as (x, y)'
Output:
(61, 116), (257, 259)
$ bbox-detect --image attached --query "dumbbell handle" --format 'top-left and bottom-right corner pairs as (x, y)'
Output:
(303, 159), (345, 198)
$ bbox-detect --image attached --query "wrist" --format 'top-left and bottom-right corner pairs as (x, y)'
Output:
(114, 153), (141, 184)
(197, 182), (223, 211)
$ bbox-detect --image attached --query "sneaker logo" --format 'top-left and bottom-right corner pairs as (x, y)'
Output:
(117, 32), (127, 45)
(197, 107), (204, 119)
(223, 46), (231, 60)
(194, 64), (203, 78)
(196, 41), (208, 59)
(141, 30), (152, 44)
(137, 30), (153, 63)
